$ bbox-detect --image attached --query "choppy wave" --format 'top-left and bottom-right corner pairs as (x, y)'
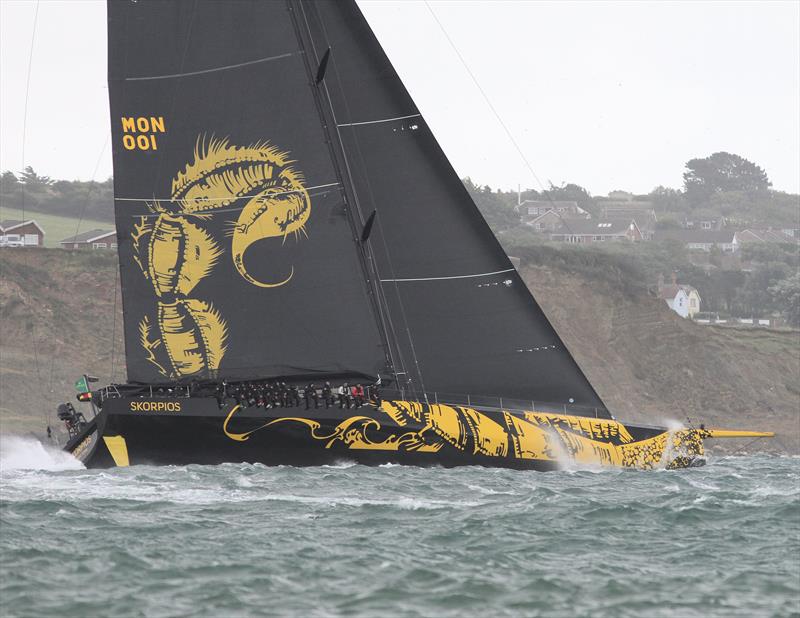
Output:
(0, 443), (798, 618)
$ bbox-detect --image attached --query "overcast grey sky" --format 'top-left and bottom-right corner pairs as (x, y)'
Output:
(1, 0), (798, 196)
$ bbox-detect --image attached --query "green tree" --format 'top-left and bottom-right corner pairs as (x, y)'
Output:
(768, 273), (800, 327)
(18, 165), (53, 188)
(649, 185), (687, 213)
(463, 178), (520, 232)
(543, 182), (598, 217)
(683, 152), (771, 206)
(1, 169), (115, 221)
(738, 262), (789, 316)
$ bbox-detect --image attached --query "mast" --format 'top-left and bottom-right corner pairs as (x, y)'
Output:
(288, 0), (406, 389)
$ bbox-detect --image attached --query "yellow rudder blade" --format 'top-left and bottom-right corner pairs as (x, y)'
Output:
(103, 435), (130, 467)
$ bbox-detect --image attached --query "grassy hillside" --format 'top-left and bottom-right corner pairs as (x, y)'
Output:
(0, 206), (113, 248)
(1, 247), (797, 454)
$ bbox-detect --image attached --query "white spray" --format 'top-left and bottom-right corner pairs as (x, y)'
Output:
(657, 419), (686, 469)
(0, 435), (84, 472)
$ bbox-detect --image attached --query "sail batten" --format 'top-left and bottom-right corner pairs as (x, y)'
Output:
(380, 268), (516, 283)
(113, 181), (342, 205)
(124, 51), (301, 82)
(337, 113), (422, 128)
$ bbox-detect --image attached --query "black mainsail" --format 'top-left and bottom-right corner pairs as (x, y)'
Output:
(108, 0), (387, 384)
(60, 0), (769, 471)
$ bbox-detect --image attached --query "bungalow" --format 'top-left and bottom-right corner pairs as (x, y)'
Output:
(600, 204), (657, 240)
(518, 200), (589, 222)
(657, 274), (701, 318)
(735, 229), (799, 246)
(526, 209), (566, 232)
(550, 218), (643, 244)
(60, 229), (118, 250)
(685, 216), (727, 230)
(0, 219), (45, 247)
(655, 229), (739, 253)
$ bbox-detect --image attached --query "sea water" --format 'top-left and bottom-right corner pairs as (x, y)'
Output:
(1, 436), (798, 618)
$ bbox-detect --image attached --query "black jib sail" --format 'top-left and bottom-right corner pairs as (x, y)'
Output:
(295, 1), (609, 414)
(107, 0), (609, 418)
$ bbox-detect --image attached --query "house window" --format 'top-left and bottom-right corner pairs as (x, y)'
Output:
(92, 242), (107, 249)
(111, 243), (118, 249)
(690, 299), (697, 308)
(701, 221), (712, 229)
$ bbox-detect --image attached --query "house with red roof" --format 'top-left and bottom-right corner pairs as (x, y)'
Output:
(0, 219), (45, 247)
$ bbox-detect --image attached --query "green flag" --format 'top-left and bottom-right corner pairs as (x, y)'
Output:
(74, 376), (89, 393)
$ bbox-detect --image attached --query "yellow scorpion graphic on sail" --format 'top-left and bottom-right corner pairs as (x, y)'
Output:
(132, 136), (311, 378)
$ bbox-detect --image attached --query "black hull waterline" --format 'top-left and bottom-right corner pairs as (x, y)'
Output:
(64, 396), (770, 471)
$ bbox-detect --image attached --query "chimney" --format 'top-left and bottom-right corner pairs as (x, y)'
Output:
(671, 271), (678, 285)
(657, 273), (664, 290)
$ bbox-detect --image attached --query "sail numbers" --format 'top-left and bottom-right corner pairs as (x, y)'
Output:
(121, 116), (166, 150)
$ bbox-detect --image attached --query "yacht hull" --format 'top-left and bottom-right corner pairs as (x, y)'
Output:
(64, 395), (749, 471)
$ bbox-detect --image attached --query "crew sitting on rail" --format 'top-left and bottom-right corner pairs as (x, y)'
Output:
(288, 384), (300, 407)
(203, 379), (381, 410)
(338, 383), (350, 409)
(321, 382), (334, 408)
(369, 384), (381, 406)
(352, 384), (365, 408)
(305, 383), (319, 409)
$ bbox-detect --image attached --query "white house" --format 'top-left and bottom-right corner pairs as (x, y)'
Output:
(657, 274), (702, 318)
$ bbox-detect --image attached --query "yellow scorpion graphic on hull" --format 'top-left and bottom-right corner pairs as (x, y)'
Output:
(132, 136), (311, 378)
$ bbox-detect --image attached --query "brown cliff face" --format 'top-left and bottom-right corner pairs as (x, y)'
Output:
(1, 248), (797, 454)
(0, 248), (124, 437)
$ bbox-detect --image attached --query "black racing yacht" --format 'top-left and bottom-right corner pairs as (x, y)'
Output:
(60, 0), (771, 470)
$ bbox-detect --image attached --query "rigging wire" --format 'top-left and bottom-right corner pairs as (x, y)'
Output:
(110, 261), (120, 383)
(67, 137), (118, 385)
(66, 137), (110, 246)
(19, 0), (40, 230)
(727, 435), (773, 458)
(423, 1), (559, 203)
(16, 0), (52, 432)
(14, 1), (112, 434)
